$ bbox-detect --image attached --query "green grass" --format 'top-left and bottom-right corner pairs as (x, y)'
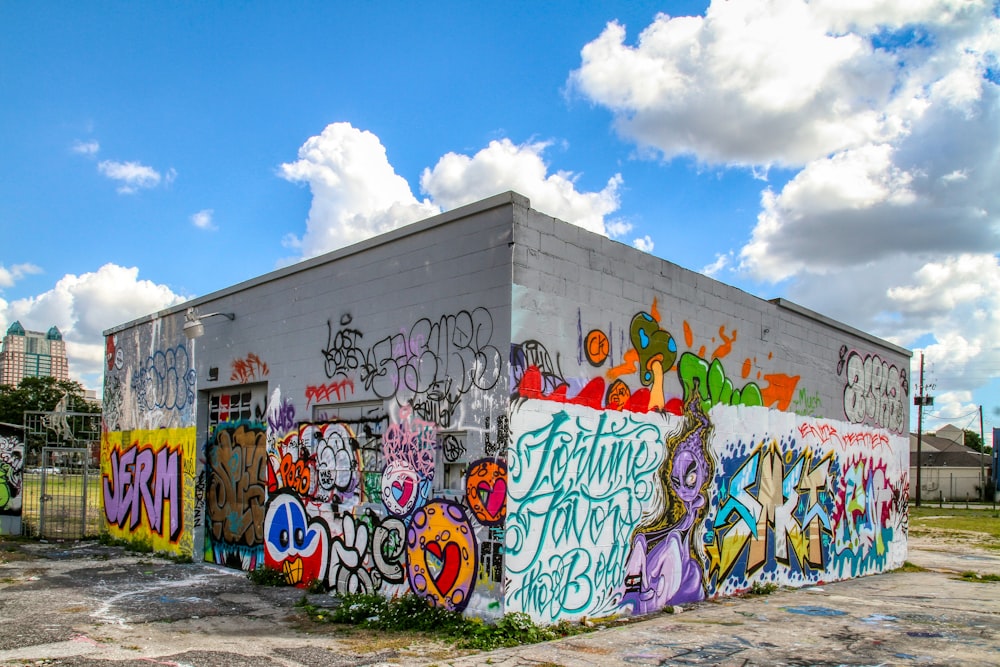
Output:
(908, 506), (1000, 548)
(296, 592), (594, 651)
(958, 571), (1000, 583)
(895, 561), (929, 573)
(19, 472), (104, 538)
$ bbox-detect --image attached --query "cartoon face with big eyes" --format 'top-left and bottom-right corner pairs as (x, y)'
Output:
(264, 491), (329, 588)
(670, 445), (707, 507)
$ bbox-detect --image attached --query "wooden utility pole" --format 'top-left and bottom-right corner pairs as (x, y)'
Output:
(914, 353), (933, 508)
(980, 405), (986, 502)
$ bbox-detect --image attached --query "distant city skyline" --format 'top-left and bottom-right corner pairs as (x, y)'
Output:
(1, 1), (998, 442)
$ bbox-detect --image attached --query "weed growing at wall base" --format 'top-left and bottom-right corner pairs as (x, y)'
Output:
(296, 592), (594, 651)
(958, 571), (1000, 583)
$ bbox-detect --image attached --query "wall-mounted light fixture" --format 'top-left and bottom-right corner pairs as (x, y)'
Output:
(183, 307), (235, 340)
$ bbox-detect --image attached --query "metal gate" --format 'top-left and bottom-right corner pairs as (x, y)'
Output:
(37, 447), (92, 540)
(21, 409), (102, 540)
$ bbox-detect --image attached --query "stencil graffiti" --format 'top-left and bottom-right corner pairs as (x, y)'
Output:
(839, 346), (907, 433)
(103, 443), (183, 542)
(483, 414), (510, 457)
(205, 422), (268, 568)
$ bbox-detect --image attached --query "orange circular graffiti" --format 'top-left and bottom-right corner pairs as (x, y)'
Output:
(406, 500), (477, 612)
(406, 500), (479, 611)
(585, 329), (610, 366)
(465, 459), (507, 526)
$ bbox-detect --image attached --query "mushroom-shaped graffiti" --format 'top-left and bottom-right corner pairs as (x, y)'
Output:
(630, 312), (677, 411)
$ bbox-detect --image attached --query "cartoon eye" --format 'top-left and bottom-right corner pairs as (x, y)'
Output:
(294, 527), (304, 547)
(279, 529), (289, 549)
(684, 461), (699, 488)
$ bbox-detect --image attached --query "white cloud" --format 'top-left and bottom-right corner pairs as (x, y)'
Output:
(633, 235), (655, 253)
(570, 2), (898, 166)
(0, 263), (42, 289)
(191, 209), (216, 231)
(421, 139), (622, 236)
(280, 123), (440, 258)
(97, 160), (164, 194)
(702, 252), (731, 277)
(0, 264), (189, 390)
(72, 140), (100, 155)
(572, 0), (1000, 418)
(281, 123), (625, 258)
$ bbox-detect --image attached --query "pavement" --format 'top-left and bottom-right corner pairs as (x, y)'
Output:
(0, 534), (997, 667)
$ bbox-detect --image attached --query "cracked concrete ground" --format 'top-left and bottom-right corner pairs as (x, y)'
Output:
(0, 536), (998, 667)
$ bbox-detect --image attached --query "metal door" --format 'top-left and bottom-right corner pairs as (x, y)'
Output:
(38, 447), (91, 540)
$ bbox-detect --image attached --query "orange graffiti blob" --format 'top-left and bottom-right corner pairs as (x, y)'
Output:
(741, 358), (752, 379)
(761, 373), (801, 411)
(683, 320), (693, 348)
(607, 347), (639, 379)
(650, 297), (660, 322)
(712, 326), (737, 360)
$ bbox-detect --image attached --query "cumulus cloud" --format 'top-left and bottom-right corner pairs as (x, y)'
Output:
(191, 209), (216, 231)
(573, 0), (1000, 420)
(421, 139), (622, 236)
(281, 123), (625, 258)
(0, 263), (42, 289)
(0, 264), (189, 389)
(633, 235), (655, 253)
(97, 160), (166, 194)
(280, 123), (440, 258)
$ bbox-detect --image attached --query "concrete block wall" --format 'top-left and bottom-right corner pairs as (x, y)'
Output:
(102, 194), (517, 617)
(506, 206), (910, 622)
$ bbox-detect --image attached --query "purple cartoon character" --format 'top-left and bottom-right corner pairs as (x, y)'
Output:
(622, 383), (713, 614)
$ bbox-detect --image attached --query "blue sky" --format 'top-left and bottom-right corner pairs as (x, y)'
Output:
(2, 1), (999, 442)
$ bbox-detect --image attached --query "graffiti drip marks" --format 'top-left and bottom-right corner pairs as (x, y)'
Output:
(103, 443), (183, 542)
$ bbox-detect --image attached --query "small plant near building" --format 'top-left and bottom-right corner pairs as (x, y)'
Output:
(895, 561), (929, 572)
(296, 592), (594, 651)
(743, 581), (780, 596)
(246, 564), (290, 587)
(958, 571), (1000, 583)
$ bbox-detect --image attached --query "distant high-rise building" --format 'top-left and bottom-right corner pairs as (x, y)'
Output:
(0, 321), (70, 386)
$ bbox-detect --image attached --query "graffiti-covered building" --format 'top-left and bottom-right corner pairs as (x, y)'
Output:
(102, 192), (910, 622)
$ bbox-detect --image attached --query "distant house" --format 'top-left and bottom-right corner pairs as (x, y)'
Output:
(910, 426), (990, 501)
